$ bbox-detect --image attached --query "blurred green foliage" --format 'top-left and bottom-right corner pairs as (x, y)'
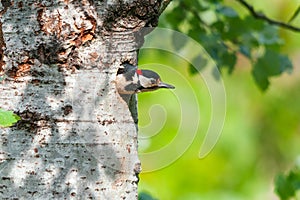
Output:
(275, 166), (300, 200)
(138, 48), (300, 200)
(160, 0), (295, 90)
(137, 0), (300, 199)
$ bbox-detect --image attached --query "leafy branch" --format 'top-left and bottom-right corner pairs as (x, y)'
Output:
(236, 0), (300, 32)
(162, 0), (294, 90)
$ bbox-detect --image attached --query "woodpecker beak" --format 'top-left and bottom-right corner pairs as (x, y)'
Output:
(137, 81), (175, 93)
(158, 82), (175, 89)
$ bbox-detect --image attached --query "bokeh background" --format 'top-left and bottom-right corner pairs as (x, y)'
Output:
(137, 0), (300, 199)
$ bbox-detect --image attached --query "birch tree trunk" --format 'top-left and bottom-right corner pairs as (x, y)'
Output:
(0, 0), (160, 199)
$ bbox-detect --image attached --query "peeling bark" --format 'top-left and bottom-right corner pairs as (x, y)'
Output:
(0, 0), (161, 199)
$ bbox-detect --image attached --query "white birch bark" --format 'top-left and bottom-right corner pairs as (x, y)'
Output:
(0, 0), (160, 199)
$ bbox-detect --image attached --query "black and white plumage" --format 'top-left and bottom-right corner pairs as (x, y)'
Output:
(116, 64), (175, 94)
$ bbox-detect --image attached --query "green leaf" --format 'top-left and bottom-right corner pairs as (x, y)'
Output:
(239, 45), (251, 58)
(187, 25), (205, 41)
(275, 169), (300, 200)
(220, 16), (245, 40)
(199, 33), (225, 60)
(275, 174), (295, 200)
(188, 55), (208, 75)
(221, 51), (237, 73)
(165, 5), (187, 29)
(279, 55), (293, 74)
(138, 192), (158, 200)
(252, 66), (270, 91)
(252, 50), (293, 90)
(257, 26), (282, 45)
(211, 21), (225, 32)
(198, 32), (237, 72)
(184, 0), (207, 11)
(239, 33), (260, 51)
(243, 16), (265, 31)
(216, 5), (238, 17)
(289, 170), (300, 190)
(172, 31), (188, 51)
(0, 108), (21, 127)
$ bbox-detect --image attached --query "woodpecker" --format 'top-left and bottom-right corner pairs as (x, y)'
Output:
(116, 64), (175, 94)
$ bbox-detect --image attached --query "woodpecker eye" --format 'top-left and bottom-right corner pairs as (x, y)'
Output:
(155, 79), (161, 85)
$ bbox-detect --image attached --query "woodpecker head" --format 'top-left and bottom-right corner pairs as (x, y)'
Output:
(116, 67), (175, 94)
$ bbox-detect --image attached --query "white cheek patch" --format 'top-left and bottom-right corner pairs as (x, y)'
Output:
(139, 75), (151, 88)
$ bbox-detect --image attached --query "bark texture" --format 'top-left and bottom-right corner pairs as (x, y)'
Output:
(0, 0), (160, 199)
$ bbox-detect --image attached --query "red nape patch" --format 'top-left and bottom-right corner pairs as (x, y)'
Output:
(136, 69), (143, 75)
